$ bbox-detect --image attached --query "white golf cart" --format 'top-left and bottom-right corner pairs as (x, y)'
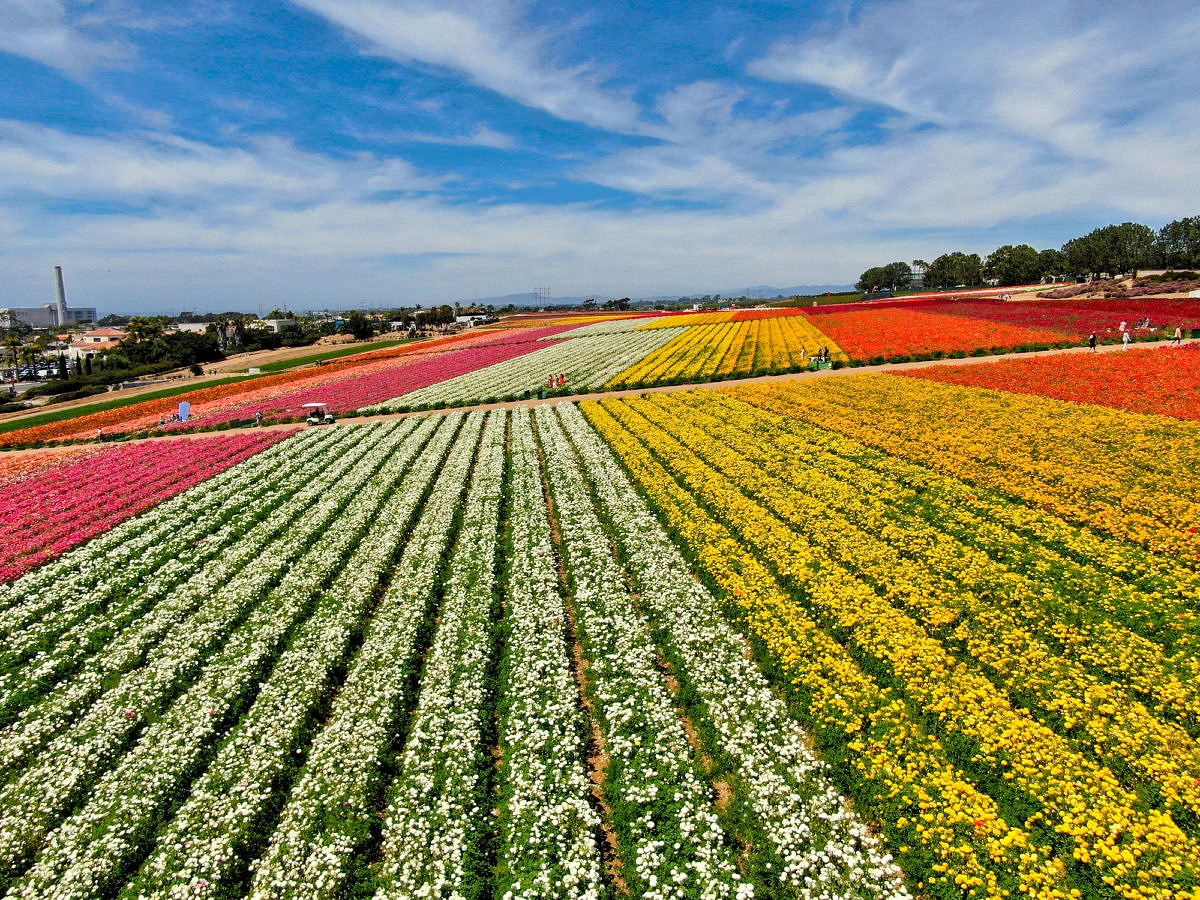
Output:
(302, 402), (336, 425)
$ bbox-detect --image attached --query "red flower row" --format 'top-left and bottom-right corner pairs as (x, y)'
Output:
(913, 298), (1200, 337)
(798, 308), (1071, 360)
(901, 345), (1200, 421)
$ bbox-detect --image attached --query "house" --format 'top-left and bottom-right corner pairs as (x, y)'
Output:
(66, 327), (127, 359)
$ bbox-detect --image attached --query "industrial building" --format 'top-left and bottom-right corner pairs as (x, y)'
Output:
(0, 267), (97, 329)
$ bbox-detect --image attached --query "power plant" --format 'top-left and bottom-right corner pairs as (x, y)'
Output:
(0, 267), (98, 329)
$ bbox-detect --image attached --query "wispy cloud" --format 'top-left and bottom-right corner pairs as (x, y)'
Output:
(0, 121), (446, 207)
(750, 0), (1200, 146)
(289, 0), (646, 135)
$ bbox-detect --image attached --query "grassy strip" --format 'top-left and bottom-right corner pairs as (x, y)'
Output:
(250, 339), (412, 372)
(0, 377), (250, 436)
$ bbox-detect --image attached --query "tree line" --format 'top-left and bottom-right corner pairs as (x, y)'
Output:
(857, 215), (1200, 292)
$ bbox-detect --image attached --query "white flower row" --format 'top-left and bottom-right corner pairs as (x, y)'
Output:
(493, 407), (603, 900)
(5, 417), (460, 900)
(0, 422), (410, 780)
(114, 414), (474, 900)
(0, 428), (344, 718)
(364, 329), (685, 412)
(537, 317), (656, 339)
(0, 427), (333, 638)
(534, 406), (748, 900)
(552, 403), (910, 900)
(244, 411), (484, 899)
(0, 418), (437, 884)
(372, 412), (507, 899)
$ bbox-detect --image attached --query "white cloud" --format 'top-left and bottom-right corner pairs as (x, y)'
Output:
(0, 121), (444, 205)
(750, 0), (1200, 147)
(289, 0), (646, 135)
(0, 0), (131, 77)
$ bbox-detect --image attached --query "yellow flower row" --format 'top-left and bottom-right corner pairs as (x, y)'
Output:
(729, 385), (1200, 698)
(636, 390), (1200, 825)
(607, 316), (843, 389)
(589, 394), (1200, 900)
(583, 399), (1074, 900)
(761, 375), (1200, 564)
(636, 310), (740, 328)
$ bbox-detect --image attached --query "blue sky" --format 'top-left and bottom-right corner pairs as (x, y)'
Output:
(1, 0), (1198, 314)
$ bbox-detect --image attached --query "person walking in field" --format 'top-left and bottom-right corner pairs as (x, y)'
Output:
(1174, 325), (1183, 345)
(1122, 329), (1132, 350)
(1088, 332), (1097, 352)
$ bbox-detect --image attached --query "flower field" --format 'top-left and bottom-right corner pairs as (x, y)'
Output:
(0, 408), (915, 899)
(0, 325), (577, 446)
(583, 375), (1200, 899)
(0, 430), (292, 583)
(913, 298), (1200, 340)
(801, 307), (1075, 360)
(903, 345), (1200, 420)
(363, 328), (686, 411)
(606, 317), (844, 388)
(4, 296), (1200, 898)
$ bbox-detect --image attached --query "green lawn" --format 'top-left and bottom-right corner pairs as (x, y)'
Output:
(251, 338), (412, 373)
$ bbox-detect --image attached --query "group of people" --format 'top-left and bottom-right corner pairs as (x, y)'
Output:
(1088, 322), (1186, 352)
(547, 373), (568, 389)
(811, 346), (832, 363)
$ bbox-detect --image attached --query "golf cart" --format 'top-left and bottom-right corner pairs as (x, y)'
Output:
(302, 402), (336, 425)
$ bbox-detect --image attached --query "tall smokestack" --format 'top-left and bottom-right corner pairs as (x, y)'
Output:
(53, 266), (67, 327)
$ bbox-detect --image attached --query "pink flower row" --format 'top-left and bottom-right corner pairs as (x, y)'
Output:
(0, 447), (98, 491)
(0, 430), (294, 583)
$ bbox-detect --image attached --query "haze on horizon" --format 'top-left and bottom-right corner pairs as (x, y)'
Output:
(1, 0), (1198, 316)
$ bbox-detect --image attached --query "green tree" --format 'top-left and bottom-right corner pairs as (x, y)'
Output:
(125, 316), (167, 343)
(983, 244), (1042, 286)
(1156, 216), (1200, 269)
(1063, 222), (1155, 278)
(856, 262), (912, 292)
(1037, 248), (1067, 281)
(924, 252), (983, 289)
(343, 311), (375, 340)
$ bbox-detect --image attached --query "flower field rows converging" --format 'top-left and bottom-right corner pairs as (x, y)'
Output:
(583, 376), (1200, 899)
(902, 345), (1200, 420)
(0, 404), (916, 899)
(0, 325), (577, 446)
(606, 317), (844, 388)
(0, 429), (293, 583)
(363, 328), (686, 411)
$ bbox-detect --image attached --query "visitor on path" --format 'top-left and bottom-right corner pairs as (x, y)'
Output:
(1122, 330), (1132, 350)
(1173, 325), (1183, 345)
(255, 411), (264, 426)
(1088, 332), (1097, 352)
